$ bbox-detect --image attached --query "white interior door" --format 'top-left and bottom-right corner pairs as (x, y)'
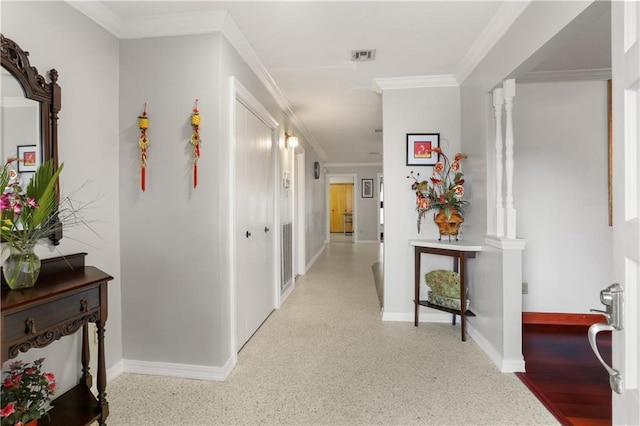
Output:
(611, 1), (640, 423)
(235, 99), (275, 350)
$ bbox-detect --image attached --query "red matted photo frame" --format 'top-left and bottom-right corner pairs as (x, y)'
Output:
(17, 145), (37, 172)
(406, 133), (440, 166)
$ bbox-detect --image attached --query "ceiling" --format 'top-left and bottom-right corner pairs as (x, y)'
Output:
(69, 1), (611, 164)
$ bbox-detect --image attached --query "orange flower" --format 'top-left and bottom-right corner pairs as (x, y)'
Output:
(434, 162), (445, 174)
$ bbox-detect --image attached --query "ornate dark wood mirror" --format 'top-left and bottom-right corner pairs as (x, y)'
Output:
(1, 34), (62, 244)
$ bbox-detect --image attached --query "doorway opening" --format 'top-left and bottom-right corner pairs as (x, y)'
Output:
(328, 175), (355, 243)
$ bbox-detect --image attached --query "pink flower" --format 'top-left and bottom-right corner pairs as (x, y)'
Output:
(25, 368), (37, 375)
(13, 201), (22, 216)
(450, 161), (460, 172)
(454, 153), (467, 161)
(26, 197), (39, 208)
(0, 402), (16, 417)
(44, 373), (55, 382)
(434, 162), (445, 174)
(454, 185), (465, 198)
(0, 194), (10, 211)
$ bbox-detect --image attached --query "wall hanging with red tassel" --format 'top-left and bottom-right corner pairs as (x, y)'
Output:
(138, 103), (149, 191)
(189, 99), (201, 188)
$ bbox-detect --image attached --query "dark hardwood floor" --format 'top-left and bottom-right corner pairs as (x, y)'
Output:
(516, 324), (612, 426)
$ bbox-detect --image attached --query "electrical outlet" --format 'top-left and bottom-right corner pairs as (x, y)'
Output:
(522, 282), (528, 295)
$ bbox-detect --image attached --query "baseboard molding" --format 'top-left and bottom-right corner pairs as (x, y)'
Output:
(467, 322), (525, 373)
(305, 244), (325, 273)
(522, 312), (605, 326)
(123, 356), (235, 381)
(381, 311), (451, 323)
(280, 281), (295, 304)
(107, 359), (124, 383)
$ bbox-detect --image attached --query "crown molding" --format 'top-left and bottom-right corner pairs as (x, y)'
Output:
(517, 68), (612, 83)
(66, 1), (125, 37)
(455, 1), (532, 84)
(325, 162), (383, 168)
(220, 15), (327, 161)
(373, 75), (458, 93)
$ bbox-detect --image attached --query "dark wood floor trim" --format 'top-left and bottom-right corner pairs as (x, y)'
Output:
(522, 312), (606, 326)
(515, 372), (572, 426)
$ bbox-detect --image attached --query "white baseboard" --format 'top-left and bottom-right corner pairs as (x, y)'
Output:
(107, 359), (124, 383)
(467, 322), (525, 373)
(122, 356), (235, 381)
(280, 281), (295, 304)
(305, 244), (325, 273)
(381, 311), (451, 323)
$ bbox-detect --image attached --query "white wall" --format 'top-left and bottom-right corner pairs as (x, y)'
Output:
(381, 86), (461, 320)
(514, 80), (612, 313)
(1, 1), (122, 392)
(119, 33), (224, 366)
(459, 1), (596, 369)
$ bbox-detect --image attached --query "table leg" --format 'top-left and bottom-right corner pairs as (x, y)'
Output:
(459, 253), (467, 341)
(96, 321), (109, 425)
(414, 247), (420, 326)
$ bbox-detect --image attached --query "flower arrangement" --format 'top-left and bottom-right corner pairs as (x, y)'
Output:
(1, 159), (63, 252)
(0, 358), (56, 426)
(407, 147), (469, 233)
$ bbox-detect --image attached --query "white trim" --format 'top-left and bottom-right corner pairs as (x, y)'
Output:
(377, 172), (384, 244)
(324, 162), (383, 168)
(381, 311), (451, 323)
(220, 16), (327, 161)
(373, 75), (458, 93)
(122, 358), (234, 381)
(305, 244), (325, 273)
(518, 68), (612, 83)
(484, 235), (527, 250)
(455, 1), (532, 84)
(107, 359), (124, 384)
(467, 322), (525, 373)
(295, 150), (307, 277)
(280, 280), (295, 304)
(64, 1), (125, 37)
(1, 97), (38, 108)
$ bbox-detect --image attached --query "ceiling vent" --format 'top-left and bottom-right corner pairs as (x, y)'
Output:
(351, 49), (376, 62)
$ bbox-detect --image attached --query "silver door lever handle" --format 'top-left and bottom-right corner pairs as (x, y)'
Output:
(588, 322), (623, 394)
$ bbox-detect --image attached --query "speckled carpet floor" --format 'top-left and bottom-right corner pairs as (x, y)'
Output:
(106, 243), (557, 425)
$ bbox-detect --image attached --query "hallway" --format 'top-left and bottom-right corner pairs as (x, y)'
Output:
(107, 243), (557, 425)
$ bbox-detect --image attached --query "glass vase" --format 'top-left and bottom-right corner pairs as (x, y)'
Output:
(2, 244), (41, 289)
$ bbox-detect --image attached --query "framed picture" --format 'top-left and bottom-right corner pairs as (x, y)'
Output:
(361, 178), (374, 198)
(406, 133), (440, 166)
(17, 145), (37, 172)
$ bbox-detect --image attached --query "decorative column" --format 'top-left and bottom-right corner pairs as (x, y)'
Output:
(503, 79), (517, 238)
(493, 88), (505, 237)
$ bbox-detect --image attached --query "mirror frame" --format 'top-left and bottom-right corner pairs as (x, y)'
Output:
(1, 34), (62, 244)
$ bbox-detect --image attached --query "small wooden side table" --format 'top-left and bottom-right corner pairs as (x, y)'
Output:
(410, 239), (482, 341)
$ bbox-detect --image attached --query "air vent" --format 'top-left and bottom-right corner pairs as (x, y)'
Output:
(351, 49), (376, 62)
(374, 128), (383, 133)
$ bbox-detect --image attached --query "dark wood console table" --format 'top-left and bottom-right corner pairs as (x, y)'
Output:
(1, 253), (113, 425)
(411, 240), (482, 341)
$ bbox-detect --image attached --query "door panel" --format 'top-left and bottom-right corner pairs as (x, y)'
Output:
(235, 100), (275, 350)
(611, 1), (640, 422)
(329, 184), (353, 232)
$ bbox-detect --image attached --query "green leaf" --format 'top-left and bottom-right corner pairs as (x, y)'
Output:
(26, 161), (63, 228)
